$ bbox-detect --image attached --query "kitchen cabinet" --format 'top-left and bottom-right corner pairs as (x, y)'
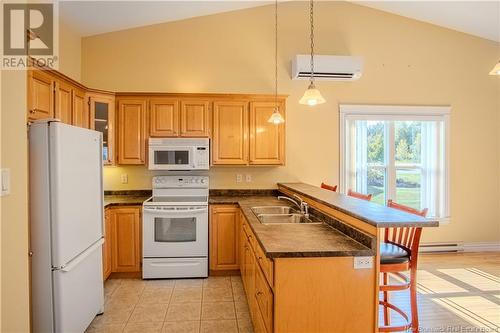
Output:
(249, 101), (285, 165)
(110, 206), (142, 273)
(89, 93), (115, 165)
(54, 80), (73, 124)
(102, 208), (112, 280)
(212, 101), (248, 165)
(71, 88), (89, 128)
(209, 205), (240, 272)
(149, 98), (180, 137)
(180, 99), (210, 137)
(117, 99), (147, 165)
(28, 70), (55, 121)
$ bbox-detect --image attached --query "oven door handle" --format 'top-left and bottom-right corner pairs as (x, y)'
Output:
(143, 207), (208, 215)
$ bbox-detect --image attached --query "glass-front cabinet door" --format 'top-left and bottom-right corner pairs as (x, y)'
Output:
(89, 93), (115, 165)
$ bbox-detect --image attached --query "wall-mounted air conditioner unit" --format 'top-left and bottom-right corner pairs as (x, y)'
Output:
(292, 55), (363, 81)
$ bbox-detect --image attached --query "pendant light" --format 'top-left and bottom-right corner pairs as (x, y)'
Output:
(299, 0), (325, 106)
(268, 0), (285, 125)
(489, 60), (500, 75)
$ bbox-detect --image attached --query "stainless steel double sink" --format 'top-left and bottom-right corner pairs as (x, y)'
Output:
(251, 206), (322, 225)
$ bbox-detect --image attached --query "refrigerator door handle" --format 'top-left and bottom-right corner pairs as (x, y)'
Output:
(59, 238), (104, 272)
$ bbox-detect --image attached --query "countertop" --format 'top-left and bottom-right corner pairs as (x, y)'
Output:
(210, 196), (374, 259)
(278, 182), (439, 228)
(104, 195), (150, 208)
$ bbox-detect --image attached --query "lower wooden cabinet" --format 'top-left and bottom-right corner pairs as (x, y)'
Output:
(209, 205), (240, 271)
(102, 208), (112, 280)
(108, 206), (142, 273)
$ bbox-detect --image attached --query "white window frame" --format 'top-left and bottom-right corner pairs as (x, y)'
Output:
(339, 104), (451, 223)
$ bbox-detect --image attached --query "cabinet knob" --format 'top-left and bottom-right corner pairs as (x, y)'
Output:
(28, 251), (33, 257)
(30, 109), (37, 114)
(256, 291), (263, 297)
(258, 256), (263, 260)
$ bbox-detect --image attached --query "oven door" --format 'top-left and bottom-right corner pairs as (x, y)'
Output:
(148, 146), (195, 170)
(143, 205), (208, 258)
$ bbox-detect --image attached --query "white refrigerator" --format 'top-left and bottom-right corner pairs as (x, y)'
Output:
(29, 120), (105, 333)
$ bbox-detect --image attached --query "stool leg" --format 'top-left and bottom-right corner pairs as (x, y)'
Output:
(383, 272), (390, 326)
(410, 271), (419, 332)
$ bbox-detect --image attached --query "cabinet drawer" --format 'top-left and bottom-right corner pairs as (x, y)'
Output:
(255, 265), (273, 333)
(255, 242), (273, 287)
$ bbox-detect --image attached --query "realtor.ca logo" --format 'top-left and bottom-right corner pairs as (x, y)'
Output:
(2, 2), (58, 69)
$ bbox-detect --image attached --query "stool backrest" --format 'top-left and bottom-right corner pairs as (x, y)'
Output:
(385, 200), (428, 256)
(320, 183), (337, 192)
(347, 189), (372, 201)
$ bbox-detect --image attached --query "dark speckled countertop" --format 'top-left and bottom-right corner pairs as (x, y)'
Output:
(278, 183), (439, 228)
(210, 196), (374, 258)
(104, 192), (151, 208)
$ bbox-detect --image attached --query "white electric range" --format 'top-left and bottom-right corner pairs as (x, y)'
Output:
(142, 175), (209, 279)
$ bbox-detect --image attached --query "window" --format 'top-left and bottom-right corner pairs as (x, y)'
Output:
(340, 105), (450, 219)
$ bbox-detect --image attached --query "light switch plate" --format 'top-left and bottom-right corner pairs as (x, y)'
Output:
(354, 256), (373, 269)
(1, 168), (10, 196)
(245, 174), (252, 182)
(236, 174), (243, 183)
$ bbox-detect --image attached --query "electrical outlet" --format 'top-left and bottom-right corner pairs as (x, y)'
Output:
(120, 174), (128, 184)
(236, 174), (243, 183)
(354, 256), (373, 269)
(245, 174), (252, 182)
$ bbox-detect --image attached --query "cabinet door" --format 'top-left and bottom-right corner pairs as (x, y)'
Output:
(150, 98), (179, 137)
(255, 265), (274, 333)
(180, 100), (210, 137)
(117, 99), (147, 165)
(28, 70), (54, 120)
(110, 207), (141, 273)
(249, 101), (285, 165)
(209, 206), (239, 271)
(102, 209), (112, 280)
(90, 94), (115, 165)
(239, 212), (247, 277)
(54, 80), (72, 124)
(72, 88), (89, 128)
(212, 101), (248, 165)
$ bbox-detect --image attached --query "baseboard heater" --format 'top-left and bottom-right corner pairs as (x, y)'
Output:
(419, 242), (465, 253)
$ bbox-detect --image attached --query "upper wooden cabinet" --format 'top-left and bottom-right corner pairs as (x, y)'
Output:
(249, 101), (285, 165)
(28, 70), (55, 121)
(72, 88), (89, 128)
(180, 100), (210, 137)
(209, 205), (240, 272)
(212, 101), (248, 165)
(149, 98), (180, 137)
(89, 93), (115, 165)
(54, 80), (72, 124)
(117, 99), (147, 165)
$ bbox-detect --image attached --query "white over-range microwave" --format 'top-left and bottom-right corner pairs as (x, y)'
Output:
(148, 138), (209, 170)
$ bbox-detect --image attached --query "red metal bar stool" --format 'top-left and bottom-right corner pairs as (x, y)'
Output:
(320, 182), (337, 192)
(379, 200), (428, 332)
(347, 189), (372, 201)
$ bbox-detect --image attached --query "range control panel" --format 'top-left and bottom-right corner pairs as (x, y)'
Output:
(153, 176), (209, 189)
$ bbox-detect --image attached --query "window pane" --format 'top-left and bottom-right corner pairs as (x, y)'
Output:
(367, 121), (385, 164)
(367, 167), (386, 205)
(395, 121), (421, 165)
(396, 169), (421, 210)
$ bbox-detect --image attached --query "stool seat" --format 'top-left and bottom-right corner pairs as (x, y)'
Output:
(380, 243), (409, 264)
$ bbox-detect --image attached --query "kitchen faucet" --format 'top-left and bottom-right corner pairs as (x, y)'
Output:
(277, 195), (309, 218)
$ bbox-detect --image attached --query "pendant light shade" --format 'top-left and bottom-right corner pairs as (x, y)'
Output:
(299, 83), (326, 106)
(300, 0), (325, 107)
(267, 0), (285, 125)
(268, 109), (285, 124)
(489, 61), (500, 75)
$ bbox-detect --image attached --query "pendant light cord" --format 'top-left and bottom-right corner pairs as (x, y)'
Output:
(274, 0), (278, 111)
(309, 0), (315, 87)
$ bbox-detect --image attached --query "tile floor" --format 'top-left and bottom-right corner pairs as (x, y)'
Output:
(86, 276), (253, 333)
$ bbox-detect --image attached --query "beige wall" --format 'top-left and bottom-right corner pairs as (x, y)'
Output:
(1, 71), (30, 333)
(84, 2), (500, 244)
(59, 18), (82, 80)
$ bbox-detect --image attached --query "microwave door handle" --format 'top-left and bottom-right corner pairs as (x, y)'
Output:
(143, 207), (208, 215)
